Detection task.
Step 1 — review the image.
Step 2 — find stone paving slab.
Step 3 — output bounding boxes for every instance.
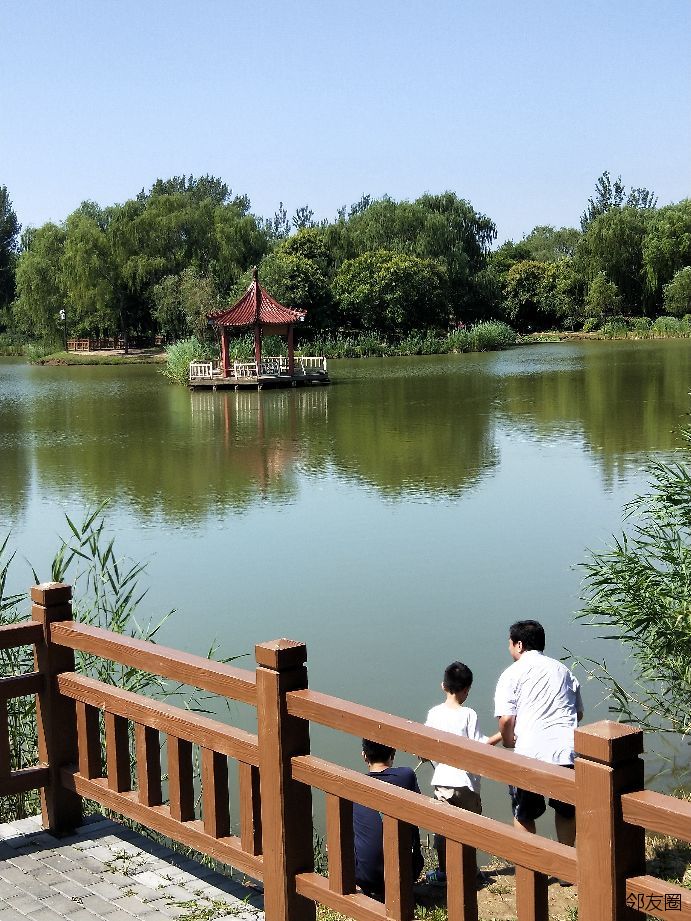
[0,814,264,920]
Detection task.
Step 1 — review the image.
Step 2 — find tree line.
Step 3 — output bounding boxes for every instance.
[1,172,690,348]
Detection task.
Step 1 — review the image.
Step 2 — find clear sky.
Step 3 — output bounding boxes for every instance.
[3,0,690,243]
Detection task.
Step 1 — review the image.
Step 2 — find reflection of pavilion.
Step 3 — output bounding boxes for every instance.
[190,269,329,390]
[190,388,330,493]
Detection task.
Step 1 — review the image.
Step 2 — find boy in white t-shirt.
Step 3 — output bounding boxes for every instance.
[424,662,501,885]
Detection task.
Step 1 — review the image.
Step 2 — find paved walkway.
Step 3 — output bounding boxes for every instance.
[0,814,264,921]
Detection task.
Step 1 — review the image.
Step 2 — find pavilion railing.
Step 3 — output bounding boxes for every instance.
[2,582,690,921]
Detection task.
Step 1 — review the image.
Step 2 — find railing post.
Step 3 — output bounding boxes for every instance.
[256,639,315,921]
[575,720,646,921]
[31,582,82,834]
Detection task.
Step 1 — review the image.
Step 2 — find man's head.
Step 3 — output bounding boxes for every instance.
[509,620,545,660]
[442,661,473,701]
[362,739,395,766]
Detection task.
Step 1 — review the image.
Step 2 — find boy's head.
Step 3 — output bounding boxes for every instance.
[361,739,395,766]
[509,620,545,659]
[442,661,473,696]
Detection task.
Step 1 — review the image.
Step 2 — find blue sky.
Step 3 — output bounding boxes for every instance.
[3,0,690,243]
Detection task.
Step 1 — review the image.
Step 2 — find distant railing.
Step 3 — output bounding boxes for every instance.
[2,582,689,921]
[234,360,259,378]
[67,338,126,352]
[189,361,219,381]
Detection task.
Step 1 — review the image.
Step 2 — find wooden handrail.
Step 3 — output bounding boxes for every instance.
[292,754,578,883]
[0,621,43,649]
[0,672,44,700]
[58,672,259,765]
[0,765,50,796]
[625,875,691,918]
[287,688,576,802]
[60,767,264,881]
[50,622,256,704]
[622,789,691,844]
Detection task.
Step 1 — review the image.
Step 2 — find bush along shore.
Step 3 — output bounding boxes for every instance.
[162,322,518,385]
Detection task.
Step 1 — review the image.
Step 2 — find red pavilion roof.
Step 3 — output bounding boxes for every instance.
[208,269,306,327]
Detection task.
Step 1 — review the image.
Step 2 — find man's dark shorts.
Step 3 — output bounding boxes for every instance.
[509,765,575,822]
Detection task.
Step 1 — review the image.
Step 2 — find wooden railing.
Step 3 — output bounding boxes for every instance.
[1,582,689,921]
[189,361,219,381]
[67,337,126,352]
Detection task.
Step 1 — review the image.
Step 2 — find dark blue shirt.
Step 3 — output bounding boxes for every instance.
[353,766,424,896]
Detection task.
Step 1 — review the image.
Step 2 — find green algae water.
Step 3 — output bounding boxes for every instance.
[2,339,690,820]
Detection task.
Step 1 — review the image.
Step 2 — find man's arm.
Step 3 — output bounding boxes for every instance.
[498,715,516,748]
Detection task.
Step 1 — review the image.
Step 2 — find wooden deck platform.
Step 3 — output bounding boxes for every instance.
[188,358,330,390]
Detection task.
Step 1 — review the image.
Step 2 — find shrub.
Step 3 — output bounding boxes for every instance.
[651,316,681,337]
[662,266,691,317]
[162,336,217,385]
[582,317,600,333]
[599,318,630,339]
[469,321,516,351]
[629,316,652,335]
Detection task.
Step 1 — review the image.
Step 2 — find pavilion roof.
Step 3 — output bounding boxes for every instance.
[208,269,306,327]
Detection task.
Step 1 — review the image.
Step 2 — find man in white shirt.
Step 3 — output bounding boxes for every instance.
[494,620,583,846]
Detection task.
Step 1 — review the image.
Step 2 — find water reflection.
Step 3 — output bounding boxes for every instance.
[1,341,691,526]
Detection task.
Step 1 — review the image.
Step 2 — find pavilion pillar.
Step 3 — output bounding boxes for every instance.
[254,324,262,373]
[287,326,295,377]
[221,328,230,378]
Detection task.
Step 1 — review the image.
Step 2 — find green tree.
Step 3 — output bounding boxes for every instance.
[580,170,657,231]
[152,268,220,341]
[577,206,652,313]
[642,200,691,303]
[662,267,691,317]
[13,223,67,341]
[502,260,570,330]
[522,225,581,262]
[577,431,691,735]
[332,250,449,337]
[0,186,21,313]
[584,272,623,319]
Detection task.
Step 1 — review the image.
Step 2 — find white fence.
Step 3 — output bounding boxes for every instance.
[189,356,328,382]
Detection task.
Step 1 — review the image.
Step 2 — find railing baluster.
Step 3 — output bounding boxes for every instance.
[0,699,10,786]
[136,723,162,806]
[326,793,355,895]
[202,748,230,838]
[105,711,131,792]
[383,814,414,921]
[76,700,101,779]
[168,735,194,821]
[515,865,548,921]
[446,839,478,921]
[239,761,262,856]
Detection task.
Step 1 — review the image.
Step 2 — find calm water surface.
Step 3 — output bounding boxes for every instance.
[2,340,690,815]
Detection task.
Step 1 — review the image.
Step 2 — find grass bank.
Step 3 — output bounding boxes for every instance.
[521,314,691,343]
[31,348,166,365]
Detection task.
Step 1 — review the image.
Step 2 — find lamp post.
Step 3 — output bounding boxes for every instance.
[59,309,67,351]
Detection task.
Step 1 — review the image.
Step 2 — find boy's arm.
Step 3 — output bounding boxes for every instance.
[486,731,502,746]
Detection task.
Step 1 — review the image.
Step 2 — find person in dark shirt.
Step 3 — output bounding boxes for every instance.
[352,739,424,901]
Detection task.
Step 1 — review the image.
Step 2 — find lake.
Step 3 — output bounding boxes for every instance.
[1,339,690,820]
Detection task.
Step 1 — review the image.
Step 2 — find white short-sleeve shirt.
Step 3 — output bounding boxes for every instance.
[494,651,583,765]
[424,704,488,792]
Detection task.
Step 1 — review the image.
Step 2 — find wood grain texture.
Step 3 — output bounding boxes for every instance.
[60,766,263,881]
[383,814,414,921]
[626,876,691,921]
[32,590,82,832]
[168,736,195,822]
[0,765,49,795]
[445,839,478,921]
[51,621,256,704]
[0,672,43,699]
[58,672,259,764]
[287,690,575,803]
[622,790,691,844]
[202,748,230,839]
[576,755,645,921]
[292,755,577,882]
[296,872,386,921]
[76,701,101,779]
[105,712,131,792]
[135,723,162,806]
[326,794,355,895]
[239,761,262,856]
[0,699,10,782]
[0,621,43,650]
[515,866,548,921]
